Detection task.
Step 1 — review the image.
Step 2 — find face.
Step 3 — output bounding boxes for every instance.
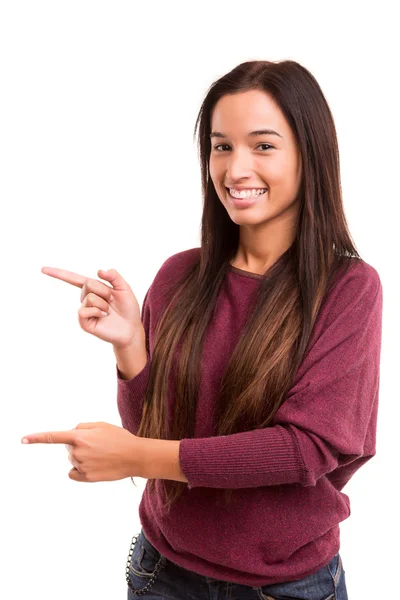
[209,90,302,230]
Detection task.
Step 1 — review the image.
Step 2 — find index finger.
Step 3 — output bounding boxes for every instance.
[41,267,88,289]
[21,430,77,444]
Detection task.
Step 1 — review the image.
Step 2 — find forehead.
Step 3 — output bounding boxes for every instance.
[211,89,289,136]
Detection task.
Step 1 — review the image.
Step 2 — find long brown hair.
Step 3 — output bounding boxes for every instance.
[136,60,361,512]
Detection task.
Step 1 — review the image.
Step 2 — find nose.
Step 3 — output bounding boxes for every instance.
[225,149,254,182]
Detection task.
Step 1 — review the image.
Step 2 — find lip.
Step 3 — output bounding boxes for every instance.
[225,185,267,191]
[225,187,267,208]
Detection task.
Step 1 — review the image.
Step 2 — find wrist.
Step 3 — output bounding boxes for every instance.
[137,437,188,483]
[113,333,147,381]
[113,329,145,353]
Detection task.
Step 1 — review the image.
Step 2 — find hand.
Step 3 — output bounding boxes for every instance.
[21,422,144,482]
[41,267,144,348]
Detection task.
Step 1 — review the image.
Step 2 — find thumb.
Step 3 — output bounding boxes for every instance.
[74,422,105,429]
[98,269,131,292]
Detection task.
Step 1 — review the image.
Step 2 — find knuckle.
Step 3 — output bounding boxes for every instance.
[81,278,94,294]
[78,310,87,323]
[74,431,83,445]
[73,453,82,465]
[80,282,88,302]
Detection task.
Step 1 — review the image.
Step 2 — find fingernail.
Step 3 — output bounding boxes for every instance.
[101,311,108,317]
[21,438,30,444]
[110,295,114,302]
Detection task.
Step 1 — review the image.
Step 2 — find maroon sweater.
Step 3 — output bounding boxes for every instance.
[116,248,383,586]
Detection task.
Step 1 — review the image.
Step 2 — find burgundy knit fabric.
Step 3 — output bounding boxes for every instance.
[116,248,383,586]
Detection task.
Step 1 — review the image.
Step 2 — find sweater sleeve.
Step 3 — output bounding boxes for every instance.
[116,289,151,435]
[179,264,383,490]
[115,248,201,435]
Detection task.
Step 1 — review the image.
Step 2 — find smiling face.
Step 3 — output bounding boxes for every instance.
[209,90,302,234]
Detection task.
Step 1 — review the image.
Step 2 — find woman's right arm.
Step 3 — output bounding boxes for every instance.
[40,265,152,431]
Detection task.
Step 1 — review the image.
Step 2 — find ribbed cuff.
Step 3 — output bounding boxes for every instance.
[116,351,150,394]
[116,352,151,431]
[179,425,306,490]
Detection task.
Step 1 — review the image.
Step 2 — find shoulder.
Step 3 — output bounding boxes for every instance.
[298,257,383,362]
[154,247,200,281]
[329,257,382,305]
[315,257,382,337]
[159,247,201,273]
[147,248,200,298]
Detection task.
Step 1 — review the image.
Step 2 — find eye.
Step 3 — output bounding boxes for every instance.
[256,143,274,151]
[214,144,231,151]
[213,143,274,151]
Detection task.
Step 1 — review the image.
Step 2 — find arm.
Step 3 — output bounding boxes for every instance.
[116,289,151,435]
[178,264,383,490]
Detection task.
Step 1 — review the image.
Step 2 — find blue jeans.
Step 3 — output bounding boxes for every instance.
[126,528,348,599]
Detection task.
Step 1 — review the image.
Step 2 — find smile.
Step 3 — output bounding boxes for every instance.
[227,187,268,199]
[225,187,268,208]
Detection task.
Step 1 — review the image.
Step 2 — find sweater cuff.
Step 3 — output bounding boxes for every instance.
[116,352,151,430]
[116,351,151,396]
[179,425,307,490]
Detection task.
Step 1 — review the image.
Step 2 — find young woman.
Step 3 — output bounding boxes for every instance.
[23,60,383,599]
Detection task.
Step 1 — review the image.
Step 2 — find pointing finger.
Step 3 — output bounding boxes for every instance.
[21,430,77,445]
[41,267,88,289]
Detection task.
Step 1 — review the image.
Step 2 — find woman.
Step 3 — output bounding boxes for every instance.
[23,60,383,599]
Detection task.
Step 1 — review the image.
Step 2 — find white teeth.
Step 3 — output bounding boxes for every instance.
[228,187,268,199]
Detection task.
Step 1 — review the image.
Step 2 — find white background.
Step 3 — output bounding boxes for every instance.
[1,1,398,598]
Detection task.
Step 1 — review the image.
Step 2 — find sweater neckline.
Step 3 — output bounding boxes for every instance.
[228,263,265,280]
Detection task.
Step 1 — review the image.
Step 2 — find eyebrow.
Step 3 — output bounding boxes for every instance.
[210,128,283,139]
